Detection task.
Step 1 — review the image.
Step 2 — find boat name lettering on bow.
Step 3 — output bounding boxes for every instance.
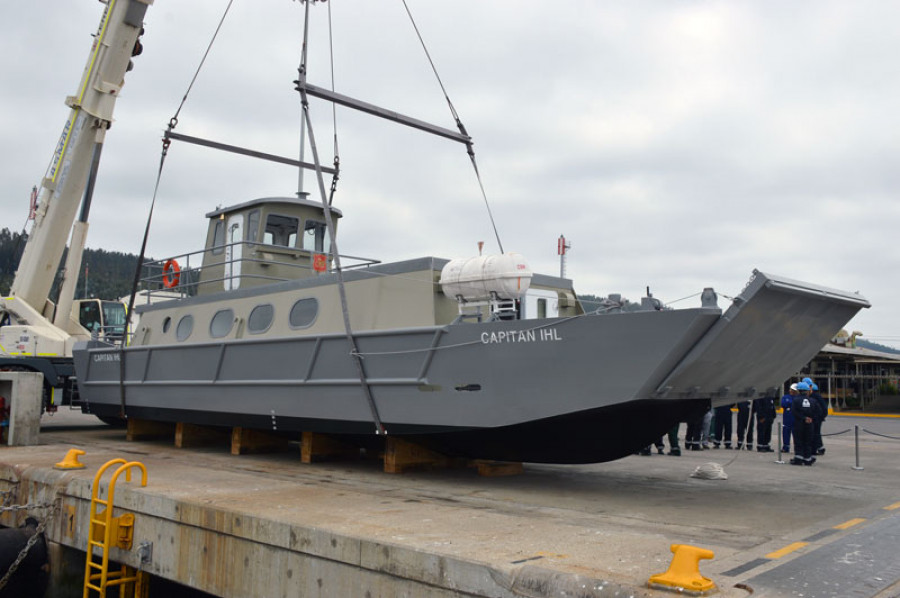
[92,353,120,362]
[481,328,562,344]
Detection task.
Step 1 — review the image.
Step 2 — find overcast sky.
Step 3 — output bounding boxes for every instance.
[1,1,898,347]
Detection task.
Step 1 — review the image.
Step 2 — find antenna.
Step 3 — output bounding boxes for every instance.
[557,234,572,278]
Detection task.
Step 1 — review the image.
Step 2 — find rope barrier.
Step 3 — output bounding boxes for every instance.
[821,428,852,437]
[862,428,900,441]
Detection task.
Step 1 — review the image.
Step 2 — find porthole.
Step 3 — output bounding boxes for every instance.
[248,304,274,334]
[210,309,235,338]
[175,315,194,342]
[162,316,172,333]
[289,298,319,329]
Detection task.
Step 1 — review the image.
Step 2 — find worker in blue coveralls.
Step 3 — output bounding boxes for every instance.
[712,403,733,449]
[753,393,777,452]
[685,408,708,451]
[790,381,822,465]
[736,400,754,450]
[781,383,798,452]
[804,378,828,455]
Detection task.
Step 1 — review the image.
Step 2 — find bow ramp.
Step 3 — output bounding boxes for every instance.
[655,270,870,404]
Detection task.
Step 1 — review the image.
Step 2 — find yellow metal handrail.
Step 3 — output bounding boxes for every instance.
[83,459,149,598]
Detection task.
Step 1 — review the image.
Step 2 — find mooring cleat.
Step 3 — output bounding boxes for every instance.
[54,448,86,470]
[648,543,716,595]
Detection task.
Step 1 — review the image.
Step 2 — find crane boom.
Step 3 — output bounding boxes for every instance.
[11,0,151,311]
[1,0,152,413]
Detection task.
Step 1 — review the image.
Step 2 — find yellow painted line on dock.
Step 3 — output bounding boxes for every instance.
[884,502,900,511]
[765,542,808,559]
[832,412,900,419]
[833,518,866,530]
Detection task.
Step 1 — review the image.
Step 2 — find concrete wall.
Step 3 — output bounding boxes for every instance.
[0,371,42,446]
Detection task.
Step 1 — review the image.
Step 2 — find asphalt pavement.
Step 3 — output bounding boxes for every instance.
[27,408,900,597]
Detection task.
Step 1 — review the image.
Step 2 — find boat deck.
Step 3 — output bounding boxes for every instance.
[3,410,899,597]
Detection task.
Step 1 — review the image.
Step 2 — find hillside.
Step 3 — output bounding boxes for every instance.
[855,338,900,355]
[0,227,146,301]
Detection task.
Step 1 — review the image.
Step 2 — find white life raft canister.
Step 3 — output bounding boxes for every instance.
[439,253,533,301]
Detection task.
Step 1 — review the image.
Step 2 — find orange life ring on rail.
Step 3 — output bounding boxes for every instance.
[162,259,181,288]
[312,253,328,273]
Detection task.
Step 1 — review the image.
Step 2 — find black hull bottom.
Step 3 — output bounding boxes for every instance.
[409,399,711,463]
[90,398,711,464]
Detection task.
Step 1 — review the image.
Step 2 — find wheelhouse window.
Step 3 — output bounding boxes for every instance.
[176,315,194,341]
[210,309,235,338]
[248,304,274,334]
[211,220,226,255]
[302,220,331,254]
[289,298,319,329]
[247,209,260,243]
[263,214,300,248]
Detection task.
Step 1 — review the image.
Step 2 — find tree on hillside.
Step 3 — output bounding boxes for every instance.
[0,227,149,300]
[0,228,28,295]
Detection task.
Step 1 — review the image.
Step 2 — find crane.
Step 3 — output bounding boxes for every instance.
[0,0,152,411]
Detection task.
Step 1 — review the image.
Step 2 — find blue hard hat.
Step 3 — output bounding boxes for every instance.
[796,381,810,391]
[812,383,819,391]
[802,377,813,385]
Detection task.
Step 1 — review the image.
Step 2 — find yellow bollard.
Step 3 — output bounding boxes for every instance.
[648,543,716,595]
[54,448,87,470]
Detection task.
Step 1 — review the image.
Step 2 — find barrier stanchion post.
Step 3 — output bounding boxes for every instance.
[775,421,785,464]
[852,424,864,471]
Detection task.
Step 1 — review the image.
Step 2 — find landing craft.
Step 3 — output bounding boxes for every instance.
[73,2,869,463]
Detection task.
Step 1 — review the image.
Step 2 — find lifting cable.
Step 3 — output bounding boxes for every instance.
[298,0,385,434]
[326,0,341,205]
[118,0,236,415]
[400,0,504,254]
[298,0,341,204]
[169,0,236,132]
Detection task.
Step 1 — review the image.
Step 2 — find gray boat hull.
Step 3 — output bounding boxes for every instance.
[74,270,869,463]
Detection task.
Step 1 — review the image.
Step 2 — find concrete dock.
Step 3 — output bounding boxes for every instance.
[2,409,899,597]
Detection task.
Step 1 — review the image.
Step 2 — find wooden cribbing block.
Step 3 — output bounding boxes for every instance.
[383,437,462,474]
[175,422,230,448]
[300,431,359,463]
[126,418,175,442]
[473,460,524,477]
[231,427,291,455]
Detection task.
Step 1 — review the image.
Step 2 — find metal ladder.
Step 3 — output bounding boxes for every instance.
[83,458,149,598]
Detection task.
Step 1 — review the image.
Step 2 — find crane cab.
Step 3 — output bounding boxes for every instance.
[74,299,127,342]
[196,196,341,295]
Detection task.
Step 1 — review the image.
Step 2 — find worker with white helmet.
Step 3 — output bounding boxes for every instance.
[781,383,799,453]
[790,381,822,465]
